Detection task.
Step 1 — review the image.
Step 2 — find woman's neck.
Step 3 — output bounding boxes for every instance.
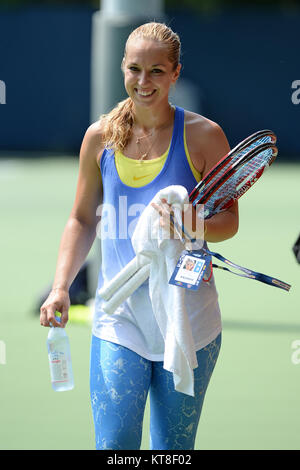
[132,102,174,133]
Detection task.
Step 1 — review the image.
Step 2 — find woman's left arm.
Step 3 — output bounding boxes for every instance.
[185,115,239,243]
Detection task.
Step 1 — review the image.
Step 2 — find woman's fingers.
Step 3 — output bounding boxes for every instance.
[151,201,163,216]
[40,305,60,327]
[151,199,173,223]
[40,291,70,327]
[151,200,180,239]
[60,306,69,328]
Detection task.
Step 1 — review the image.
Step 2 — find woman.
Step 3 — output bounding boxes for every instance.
[40,22,238,450]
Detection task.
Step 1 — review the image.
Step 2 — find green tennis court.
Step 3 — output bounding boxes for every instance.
[0,156,299,450]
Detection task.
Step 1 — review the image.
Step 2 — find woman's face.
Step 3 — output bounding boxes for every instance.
[185,260,195,271]
[123,38,180,109]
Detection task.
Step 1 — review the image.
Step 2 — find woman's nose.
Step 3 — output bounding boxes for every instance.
[138,71,150,86]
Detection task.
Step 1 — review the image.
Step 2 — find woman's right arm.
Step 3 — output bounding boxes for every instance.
[40,122,104,328]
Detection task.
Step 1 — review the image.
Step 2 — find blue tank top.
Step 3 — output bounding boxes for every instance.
[93,106,222,360]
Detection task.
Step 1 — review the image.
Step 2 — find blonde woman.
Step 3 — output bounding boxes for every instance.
[40,22,238,450]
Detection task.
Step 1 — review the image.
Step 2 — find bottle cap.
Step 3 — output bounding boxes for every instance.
[50,315,61,327]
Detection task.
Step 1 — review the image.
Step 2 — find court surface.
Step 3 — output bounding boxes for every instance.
[0,156,299,450]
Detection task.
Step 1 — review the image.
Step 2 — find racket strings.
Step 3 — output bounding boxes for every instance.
[203,147,275,217]
[219,148,273,194]
[192,135,274,205]
[235,147,274,189]
[210,146,274,200]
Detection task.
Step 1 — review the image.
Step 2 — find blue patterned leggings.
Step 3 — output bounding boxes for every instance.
[90,333,221,450]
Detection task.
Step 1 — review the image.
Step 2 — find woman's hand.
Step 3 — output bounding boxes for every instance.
[40,288,70,328]
[151,198,204,242]
[151,198,178,239]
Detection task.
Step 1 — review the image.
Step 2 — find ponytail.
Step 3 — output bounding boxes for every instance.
[100,97,134,152]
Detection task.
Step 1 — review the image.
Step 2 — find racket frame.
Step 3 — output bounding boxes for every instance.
[197,142,278,207]
[189,129,277,204]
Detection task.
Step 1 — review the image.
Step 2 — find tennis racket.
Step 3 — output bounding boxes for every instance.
[189,130,277,219]
[179,129,290,291]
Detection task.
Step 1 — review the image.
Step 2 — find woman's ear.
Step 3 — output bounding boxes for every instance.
[172,63,182,84]
[121,57,125,74]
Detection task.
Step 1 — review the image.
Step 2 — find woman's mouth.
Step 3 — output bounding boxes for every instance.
[135,89,156,97]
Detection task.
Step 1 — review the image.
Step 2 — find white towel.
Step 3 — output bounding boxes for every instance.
[99,256,148,302]
[101,263,151,315]
[131,185,198,396]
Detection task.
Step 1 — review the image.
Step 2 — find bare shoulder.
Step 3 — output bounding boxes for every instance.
[84,120,104,138]
[184,110,230,177]
[80,120,106,167]
[184,110,226,141]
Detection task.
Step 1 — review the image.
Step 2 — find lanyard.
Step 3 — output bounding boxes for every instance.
[170,214,291,292]
[198,247,291,292]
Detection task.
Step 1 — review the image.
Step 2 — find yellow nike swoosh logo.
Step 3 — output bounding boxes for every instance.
[133,174,151,181]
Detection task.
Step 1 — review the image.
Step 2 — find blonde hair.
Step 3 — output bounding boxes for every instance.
[100,22,181,152]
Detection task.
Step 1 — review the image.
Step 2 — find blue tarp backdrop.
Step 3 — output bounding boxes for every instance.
[0,6,299,158]
[0,6,92,152]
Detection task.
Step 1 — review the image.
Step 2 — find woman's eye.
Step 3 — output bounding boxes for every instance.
[127,66,164,74]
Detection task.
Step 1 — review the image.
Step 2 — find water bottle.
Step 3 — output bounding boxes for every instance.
[47,316,74,391]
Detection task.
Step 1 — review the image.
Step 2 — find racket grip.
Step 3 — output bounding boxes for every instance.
[102,263,151,314]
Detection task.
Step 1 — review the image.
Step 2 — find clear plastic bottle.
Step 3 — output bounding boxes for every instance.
[47,317,74,391]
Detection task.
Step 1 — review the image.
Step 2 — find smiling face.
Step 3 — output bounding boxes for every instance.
[184,259,195,271]
[123,38,181,110]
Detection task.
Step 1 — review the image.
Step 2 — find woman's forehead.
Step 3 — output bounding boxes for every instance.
[125,38,170,64]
